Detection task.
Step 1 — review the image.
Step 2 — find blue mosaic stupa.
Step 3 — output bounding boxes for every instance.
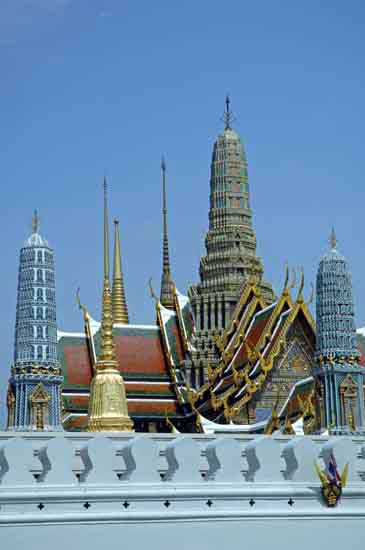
[7,211,63,431]
[315,229,365,434]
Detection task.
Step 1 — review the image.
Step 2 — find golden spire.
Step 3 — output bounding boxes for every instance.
[98,176,114,365]
[160,157,175,309]
[87,178,133,432]
[112,219,129,324]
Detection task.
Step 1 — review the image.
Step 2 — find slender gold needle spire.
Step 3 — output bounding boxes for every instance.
[98,176,114,364]
[87,178,133,432]
[103,177,110,281]
[112,219,129,324]
[160,157,175,309]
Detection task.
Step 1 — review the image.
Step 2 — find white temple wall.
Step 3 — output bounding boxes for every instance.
[0,433,365,550]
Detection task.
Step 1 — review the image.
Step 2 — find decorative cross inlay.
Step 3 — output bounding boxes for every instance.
[38,503,45,510]
[206,500,213,507]
[288,498,294,506]
[164,500,171,508]
[123,501,130,509]
[84,502,91,509]
[249,499,255,506]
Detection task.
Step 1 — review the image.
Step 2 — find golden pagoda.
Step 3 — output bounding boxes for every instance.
[87,178,134,432]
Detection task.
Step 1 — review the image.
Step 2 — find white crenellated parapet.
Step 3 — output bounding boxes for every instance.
[0,437,35,486]
[79,435,116,484]
[1,432,365,550]
[164,436,202,482]
[1,432,365,490]
[1,432,365,487]
[245,436,282,482]
[205,437,242,482]
[282,436,317,482]
[38,437,76,485]
[120,435,160,483]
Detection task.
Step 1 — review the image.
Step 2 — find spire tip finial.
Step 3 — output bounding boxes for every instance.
[32,210,39,234]
[226,94,230,111]
[223,94,233,129]
[330,227,337,250]
[103,176,110,281]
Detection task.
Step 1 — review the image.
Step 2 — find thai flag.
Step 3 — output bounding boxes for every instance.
[326,452,341,483]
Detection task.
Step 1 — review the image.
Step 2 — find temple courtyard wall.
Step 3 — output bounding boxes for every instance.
[0,432,365,549]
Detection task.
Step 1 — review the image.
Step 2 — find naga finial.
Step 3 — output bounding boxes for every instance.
[148,277,159,304]
[297,268,305,303]
[289,268,297,291]
[283,262,289,292]
[76,288,90,322]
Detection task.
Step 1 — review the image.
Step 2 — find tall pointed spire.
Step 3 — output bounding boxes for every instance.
[87,178,133,432]
[188,98,275,388]
[8,211,63,431]
[98,177,114,364]
[103,177,110,284]
[112,219,129,324]
[160,157,175,309]
[315,231,364,434]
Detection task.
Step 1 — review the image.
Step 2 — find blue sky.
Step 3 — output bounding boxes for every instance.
[1,1,365,426]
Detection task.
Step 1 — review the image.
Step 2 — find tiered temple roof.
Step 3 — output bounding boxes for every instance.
[188,263,365,435]
[59,285,196,432]
[189,271,318,431]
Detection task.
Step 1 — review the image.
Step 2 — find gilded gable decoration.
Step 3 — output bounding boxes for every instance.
[29,383,50,431]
